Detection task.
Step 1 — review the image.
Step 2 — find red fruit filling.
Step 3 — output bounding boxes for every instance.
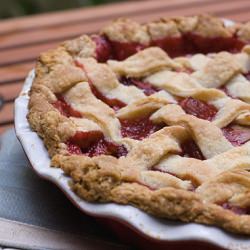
[180,97,217,121]
[120,77,159,96]
[243,72,250,81]
[151,36,184,57]
[53,95,82,118]
[183,33,245,55]
[89,84,126,111]
[109,40,147,61]
[67,131,127,158]
[105,33,246,61]
[67,143,82,155]
[222,203,249,215]
[222,125,250,146]
[120,115,165,140]
[151,34,246,58]
[92,35,112,62]
[181,139,205,160]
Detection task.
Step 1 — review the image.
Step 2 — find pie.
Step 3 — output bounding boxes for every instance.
[28,14,250,235]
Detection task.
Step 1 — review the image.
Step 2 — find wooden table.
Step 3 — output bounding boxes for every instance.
[1,0,250,134]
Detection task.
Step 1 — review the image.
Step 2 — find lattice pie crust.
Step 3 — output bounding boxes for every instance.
[28,15,250,235]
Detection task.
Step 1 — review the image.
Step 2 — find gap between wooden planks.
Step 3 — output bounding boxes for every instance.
[0,81,23,102]
[0,62,34,84]
[0,124,13,134]
[0,102,14,124]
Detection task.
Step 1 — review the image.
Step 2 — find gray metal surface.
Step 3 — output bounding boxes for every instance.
[0,129,131,250]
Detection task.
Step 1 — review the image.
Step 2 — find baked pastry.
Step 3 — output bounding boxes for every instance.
[28,14,250,235]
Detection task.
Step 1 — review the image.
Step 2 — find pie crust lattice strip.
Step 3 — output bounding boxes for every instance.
[28,14,250,235]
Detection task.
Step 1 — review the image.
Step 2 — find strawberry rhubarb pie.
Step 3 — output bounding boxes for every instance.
[28,15,250,235]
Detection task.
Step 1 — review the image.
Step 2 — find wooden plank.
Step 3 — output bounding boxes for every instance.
[0,41,59,66]
[0,19,108,51]
[0,0,249,51]
[0,124,13,134]
[1,1,250,67]
[128,0,250,24]
[0,0,224,35]
[0,81,23,101]
[0,62,33,84]
[225,11,250,22]
[0,102,14,124]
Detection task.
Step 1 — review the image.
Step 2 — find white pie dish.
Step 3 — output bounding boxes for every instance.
[14,70,250,250]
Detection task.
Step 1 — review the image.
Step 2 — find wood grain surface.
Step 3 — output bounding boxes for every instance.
[1,0,250,133]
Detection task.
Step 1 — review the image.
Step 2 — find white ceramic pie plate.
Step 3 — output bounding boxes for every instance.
[14,70,250,250]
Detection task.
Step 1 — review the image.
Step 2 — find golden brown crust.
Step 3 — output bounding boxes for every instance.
[102,14,234,43]
[108,47,182,77]
[63,35,96,58]
[147,19,181,40]
[51,154,250,235]
[27,14,250,235]
[237,22,250,42]
[28,92,77,156]
[193,14,232,37]
[102,18,150,44]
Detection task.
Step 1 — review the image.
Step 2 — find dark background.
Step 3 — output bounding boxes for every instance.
[0,0,123,19]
